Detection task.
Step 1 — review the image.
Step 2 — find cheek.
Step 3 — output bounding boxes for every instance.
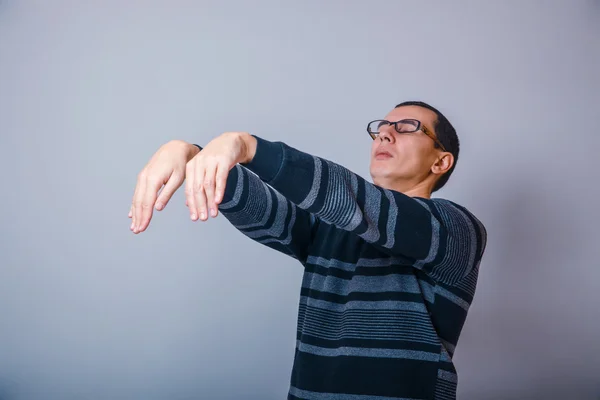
[394,141,432,169]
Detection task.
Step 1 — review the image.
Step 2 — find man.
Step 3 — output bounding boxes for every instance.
[128,101,487,399]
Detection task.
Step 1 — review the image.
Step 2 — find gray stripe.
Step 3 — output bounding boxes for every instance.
[420,281,470,311]
[299,296,429,313]
[355,257,410,267]
[298,310,435,332]
[296,340,440,361]
[418,279,436,304]
[299,326,441,345]
[412,199,440,269]
[219,164,244,209]
[298,309,440,341]
[346,174,364,231]
[302,272,422,295]
[298,310,439,341]
[384,190,398,249]
[298,156,321,209]
[289,386,421,400]
[437,369,458,383]
[436,286,470,311]
[298,316,435,333]
[346,174,361,231]
[298,303,432,318]
[359,181,382,242]
[305,255,416,272]
[440,339,456,355]
[434,380,457,400]
[306,256,358,272]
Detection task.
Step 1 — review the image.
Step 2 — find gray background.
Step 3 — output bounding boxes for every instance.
[1,1,599,399]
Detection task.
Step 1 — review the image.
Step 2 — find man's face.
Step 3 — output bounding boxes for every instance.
[369,105,442,186]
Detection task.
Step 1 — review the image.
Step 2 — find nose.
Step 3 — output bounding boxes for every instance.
[378,125,395,143]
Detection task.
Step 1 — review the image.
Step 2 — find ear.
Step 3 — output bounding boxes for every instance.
[431,152,454,175]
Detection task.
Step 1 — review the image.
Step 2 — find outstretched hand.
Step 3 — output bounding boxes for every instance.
[128,140,198,234]
[128,132,256,234]
[184,132,255,222]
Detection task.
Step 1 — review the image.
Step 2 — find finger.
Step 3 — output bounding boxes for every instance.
[185,162,198,221]
[129,200,135,231]
[155,170,183,211]
[137,177,162,233]
[194,162,208,221]
[130,181,138,230]
[133,174,146,233]
[214,163,228,213]
[129,203,134,232]
[203,163,217,218]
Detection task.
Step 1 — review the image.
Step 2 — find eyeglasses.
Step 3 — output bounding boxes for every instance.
[367,119,447,152]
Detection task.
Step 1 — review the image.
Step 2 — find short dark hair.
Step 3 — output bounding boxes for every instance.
[395,101,459,192]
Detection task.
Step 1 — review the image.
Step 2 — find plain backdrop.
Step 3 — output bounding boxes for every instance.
[1,1,599,399]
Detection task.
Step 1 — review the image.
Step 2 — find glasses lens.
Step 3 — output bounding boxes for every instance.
[368,120,388,134]
[395,119,419,133]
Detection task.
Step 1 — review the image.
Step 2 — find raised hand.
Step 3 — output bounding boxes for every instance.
[184,131,256,222]
[129,140,200,234]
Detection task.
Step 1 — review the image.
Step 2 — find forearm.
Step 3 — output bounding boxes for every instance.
[218,161,316,262]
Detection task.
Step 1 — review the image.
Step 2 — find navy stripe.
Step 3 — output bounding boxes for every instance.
[297,332,441,353]
[290,351,438,399]
[296,340,441,362]
[289,386,421,400]
[300,287,425,305]
[303,263,420,280]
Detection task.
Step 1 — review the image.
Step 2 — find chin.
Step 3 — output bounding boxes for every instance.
[370,166,392,182]
[371,160,390,172]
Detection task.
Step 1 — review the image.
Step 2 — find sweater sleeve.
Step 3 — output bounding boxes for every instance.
[215,162,318,264]
[241,135,487,284]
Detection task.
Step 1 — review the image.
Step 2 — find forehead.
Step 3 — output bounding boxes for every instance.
[384,105,437,126]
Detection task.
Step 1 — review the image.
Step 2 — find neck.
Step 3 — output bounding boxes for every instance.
[372,177,433,199]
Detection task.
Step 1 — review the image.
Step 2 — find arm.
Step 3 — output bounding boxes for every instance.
[239,135,487,284]
[217,154,318,264]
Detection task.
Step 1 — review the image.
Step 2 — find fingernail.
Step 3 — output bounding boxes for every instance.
[210,208,216,217]
[156,202,163,210]
[191,213,197,220]
[130,222,134,230]
[200,212,205,220]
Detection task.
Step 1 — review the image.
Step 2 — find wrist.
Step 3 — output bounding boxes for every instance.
[241,132,257,164]
[187,142,201,160]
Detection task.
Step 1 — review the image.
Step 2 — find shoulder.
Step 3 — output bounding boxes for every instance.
[428,197,488,258]
[427,198,485,226]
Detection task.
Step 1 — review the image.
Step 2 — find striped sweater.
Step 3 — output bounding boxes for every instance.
[212,135,487,400]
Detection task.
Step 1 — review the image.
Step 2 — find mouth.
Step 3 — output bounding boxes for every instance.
[375,150,393,160]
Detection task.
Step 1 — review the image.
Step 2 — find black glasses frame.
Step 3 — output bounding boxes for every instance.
[367,119,447,152]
